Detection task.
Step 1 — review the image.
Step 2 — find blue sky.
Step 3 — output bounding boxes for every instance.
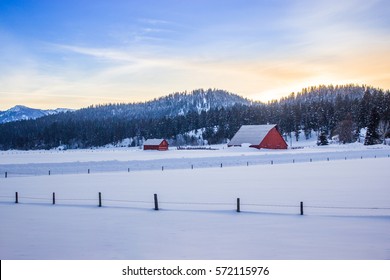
[1,0,390,109]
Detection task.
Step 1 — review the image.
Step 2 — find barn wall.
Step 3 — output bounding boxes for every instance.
[144,145,159,150]
[158,140,169,151]
[258,127,288,149]
[144,140,169,151]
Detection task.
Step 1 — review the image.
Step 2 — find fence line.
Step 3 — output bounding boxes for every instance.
[304,205,390,210]
[241,203,298,208]
[55,198,96,201]
[1,192,389,216]
[103,199,151,204]
[2,153,390,178]
[160,201,235,206]
[18,196,48,200]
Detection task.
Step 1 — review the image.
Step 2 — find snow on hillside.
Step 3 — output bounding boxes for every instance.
[0,105,73,123]
[0,141,390,260]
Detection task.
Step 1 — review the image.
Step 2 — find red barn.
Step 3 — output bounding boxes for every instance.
[228,125,288,149]
[143,139,169,151]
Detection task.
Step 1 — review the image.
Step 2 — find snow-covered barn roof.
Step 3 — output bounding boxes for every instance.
[143,139,166,145]
[228,125,277,146]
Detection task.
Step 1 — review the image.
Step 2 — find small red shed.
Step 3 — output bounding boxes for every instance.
[228,125,288,149]
[143,139,169,151]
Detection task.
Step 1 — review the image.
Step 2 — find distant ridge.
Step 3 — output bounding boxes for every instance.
[0,105,73,124]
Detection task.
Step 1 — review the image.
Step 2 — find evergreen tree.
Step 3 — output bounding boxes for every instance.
[357,89,371,129]
[333,114,356,144]
[317,131,329,146]
[364,108,381,145]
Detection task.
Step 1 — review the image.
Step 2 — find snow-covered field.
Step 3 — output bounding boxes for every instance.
[1,140,390,176]
[1,142,390,259]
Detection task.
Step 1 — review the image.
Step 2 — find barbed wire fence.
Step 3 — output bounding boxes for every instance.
[1,192,389,216]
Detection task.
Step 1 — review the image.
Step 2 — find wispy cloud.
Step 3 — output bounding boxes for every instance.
[1,0,390,110]
[52,44,140,63]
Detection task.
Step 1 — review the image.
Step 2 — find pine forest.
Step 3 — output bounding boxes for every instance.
[0,85,389,150]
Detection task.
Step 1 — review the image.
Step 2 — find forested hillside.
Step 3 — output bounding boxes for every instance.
[0,85,389,150]
[69,88,251,120]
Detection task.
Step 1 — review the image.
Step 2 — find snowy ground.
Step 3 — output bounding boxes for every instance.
[0,142,390,259]
[1,141,390,176]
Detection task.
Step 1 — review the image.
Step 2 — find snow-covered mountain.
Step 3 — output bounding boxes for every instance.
[0,105,72,123]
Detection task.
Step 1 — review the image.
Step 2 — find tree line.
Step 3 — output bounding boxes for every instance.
[0,84,389,150]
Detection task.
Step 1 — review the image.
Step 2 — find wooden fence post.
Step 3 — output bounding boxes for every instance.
[220,163,223,168]
[88,169,90,174]
[247,161,249,166]
[52,192,55,205]
[5,171,7,178]
[310,158,312,162]
[98,192,102,207]
[191,164,193,170]
[128,168,130,172]
[271,160,273,165]
[237,198,240,213]
[300,201,304,215]
[49,170,51,176]
[162,166,164,171]
[15,192,18,204]
[154,194,159,210]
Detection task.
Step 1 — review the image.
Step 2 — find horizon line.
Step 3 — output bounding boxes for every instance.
[1,83,388,111]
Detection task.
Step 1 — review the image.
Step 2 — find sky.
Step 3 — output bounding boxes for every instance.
[0,0,390,110]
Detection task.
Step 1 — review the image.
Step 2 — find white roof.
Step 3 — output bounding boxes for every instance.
[144,139,165,145]
[228,125,277,146]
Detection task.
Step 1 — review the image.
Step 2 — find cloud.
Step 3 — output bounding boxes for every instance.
[1,0,390,110]
[52,44,139,63]
[2,35,389,110]
[138,18,172,25]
